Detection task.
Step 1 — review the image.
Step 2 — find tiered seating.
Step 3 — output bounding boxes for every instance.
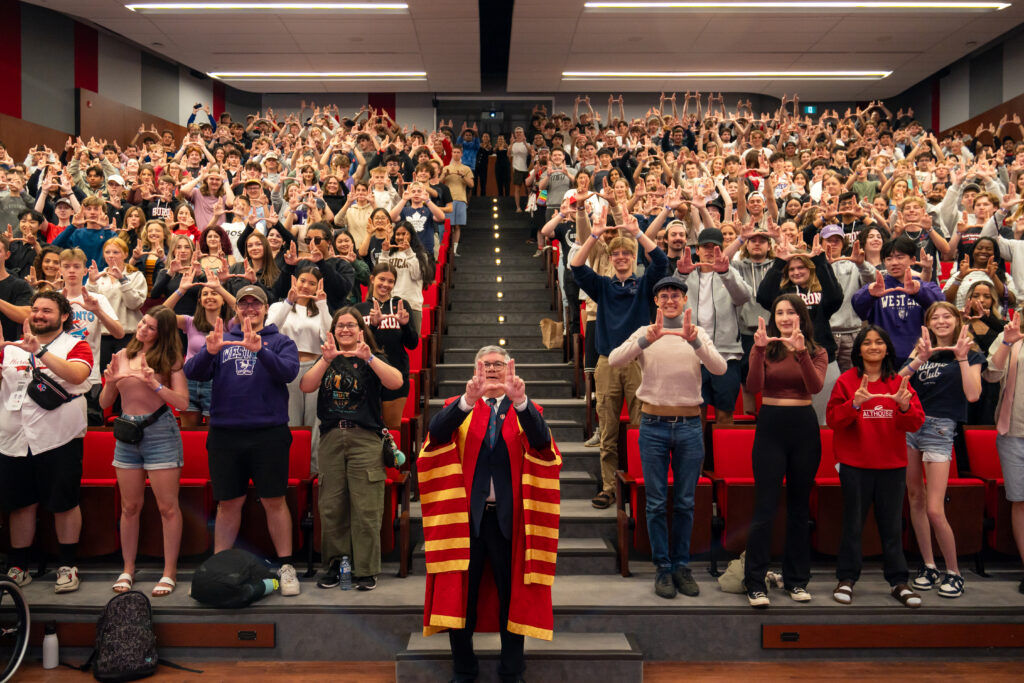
[810,429,882,556]
[964,427,1017,557]
[615,428,712,576]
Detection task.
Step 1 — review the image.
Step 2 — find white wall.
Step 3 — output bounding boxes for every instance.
[178,67,213,126]
[940,61,970,131]
[395,93,435,133]
[1004,39,1024,102]
[98,33,141,110]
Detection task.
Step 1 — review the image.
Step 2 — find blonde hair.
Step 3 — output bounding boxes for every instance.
[102,237,137,272]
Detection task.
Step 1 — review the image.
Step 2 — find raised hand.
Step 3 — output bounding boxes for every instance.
[205,318,227,354]
[396,299,410,325]
[321,337,340,363]
[503,359,526,404]
[958,254,973,278]
[853,374,873,408]
[900,267,920,296]
[913,325,933,362]
[340,330,372,360]
[464,359,490,405]
[369,298,383,326]
[868,270,887,298]
[1,319,40,355]
[315,278,326,302]
[645,309,668,344]
[1004,309,1024,345]
[283,242,299,266]
[953,323,973,361]
[225,316,262,353]
[243,260,258,283]
[893,375,913,412]
[80,289,101,313]
[679,308,698,342]
[677,246,696,275]
[88,260,101,282]
[711,245,730,273]
[753,316,771,348]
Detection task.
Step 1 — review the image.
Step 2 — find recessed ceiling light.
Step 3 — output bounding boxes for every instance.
[563,70,892,80]
[209,71,426,81]
[127,2,408,11]
[584,2,1009,9]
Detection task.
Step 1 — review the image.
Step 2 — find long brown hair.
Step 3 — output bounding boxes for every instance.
[766,293,819,362]
[780,254,822,293]
[329,307,381,355]
[125,305,181,378]
[244,231,280,288]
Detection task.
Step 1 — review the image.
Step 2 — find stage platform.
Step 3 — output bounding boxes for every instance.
[13,560,1024,681]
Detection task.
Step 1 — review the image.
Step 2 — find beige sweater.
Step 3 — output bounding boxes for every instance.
[608,323,727,407]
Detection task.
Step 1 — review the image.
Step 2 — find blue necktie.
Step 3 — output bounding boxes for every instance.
[486,398,499,448]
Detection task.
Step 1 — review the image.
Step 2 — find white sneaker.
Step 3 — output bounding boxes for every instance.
[6,566,31,587]
[278,564,300,596]
[55,566,79,593]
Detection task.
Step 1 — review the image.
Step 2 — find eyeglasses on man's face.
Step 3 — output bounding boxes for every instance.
[481,361,507,370]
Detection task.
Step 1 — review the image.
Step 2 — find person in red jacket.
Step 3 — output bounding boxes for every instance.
[826,324,926,609]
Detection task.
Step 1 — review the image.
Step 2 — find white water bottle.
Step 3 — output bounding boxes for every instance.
[42,621,59,669]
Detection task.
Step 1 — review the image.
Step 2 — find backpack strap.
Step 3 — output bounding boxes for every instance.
[158,658,204,674]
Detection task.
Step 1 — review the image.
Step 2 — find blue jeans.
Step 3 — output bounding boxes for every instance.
[637,414,705,570]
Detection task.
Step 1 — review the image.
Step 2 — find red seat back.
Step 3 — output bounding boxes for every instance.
[815,428,836,479]
[965,428,1002,479]
[710,429,755,477]
[288,429,312,479]
[180,430,212,479]
[408,339,423,374]
[626,429,642,477]
[83,431,117,479]
[422,284,438,308]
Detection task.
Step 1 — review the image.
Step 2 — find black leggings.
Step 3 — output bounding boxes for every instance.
[744,404,820,590]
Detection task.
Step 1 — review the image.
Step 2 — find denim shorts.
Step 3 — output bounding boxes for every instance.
[113,409,184,470]
[997,434,1024,501]
[905,415,956,462]
[187,378,212,416]
[445,200,467,226]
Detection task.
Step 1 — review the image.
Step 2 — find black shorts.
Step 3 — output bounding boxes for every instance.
[207,425,292,501]
[381,378,410,403]
[0,439,83,513]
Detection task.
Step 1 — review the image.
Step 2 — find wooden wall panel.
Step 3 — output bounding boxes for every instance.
[940,91,1024,139]
[78,88,187,148]
[0,112,71,162]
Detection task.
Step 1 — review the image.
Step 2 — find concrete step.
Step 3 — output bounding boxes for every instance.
[442,301,559,314]
[434,362,573,384]
[560,469,599,499]
[442,348,565,363]
[409,498,615,540]
[455,271,549,284]
[436,379,573,400]
[444,310,555,327]
[449,288,553,304]
[411,535,615,576]
[446,323,548,338]
[442,333,548,349]
[396,632,642,683]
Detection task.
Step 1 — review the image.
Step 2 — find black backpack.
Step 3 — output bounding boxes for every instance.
[189,548,278,609]
[90,591,157,682]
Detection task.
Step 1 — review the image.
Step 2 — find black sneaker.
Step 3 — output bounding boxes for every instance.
[747,588,770,608]
[317,559,341,589]
[355,575,377,591]
[937,573,964,598]
[912,565,941,591]
[654,570,676,599]
[672,566,700,597]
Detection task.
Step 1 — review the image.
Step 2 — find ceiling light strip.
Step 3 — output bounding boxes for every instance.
[562,70,891,79]
[209,71,427,79]
[127,3,409,11]
[584,2,1010,9]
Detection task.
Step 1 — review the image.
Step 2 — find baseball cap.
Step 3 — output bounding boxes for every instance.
[107,174,125,186]
[697,228,724,247]
[264,151,280,160]
[963,182,982,193]
[235,285,268,305]
[54,197,72,207]
[244,178,263,186]
[653,276,688,295]
[820,224,845,240]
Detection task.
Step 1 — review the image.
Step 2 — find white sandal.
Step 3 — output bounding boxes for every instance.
[112,573,134,593]
[152,576,176,597]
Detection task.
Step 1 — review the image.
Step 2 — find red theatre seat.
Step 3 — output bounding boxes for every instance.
[903,444,985,558]
[706,426,786,555]
[964,427,1016,556]
[615,428,712,576]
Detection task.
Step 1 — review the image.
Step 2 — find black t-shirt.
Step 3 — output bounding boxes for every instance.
[354,297,418,382]
[0,274,33,342]
[552,220,577,266]
[430,182,453,210]
[905,349,986,422]
[316,355,386,433]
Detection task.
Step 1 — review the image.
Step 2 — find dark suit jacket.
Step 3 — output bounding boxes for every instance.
[427,395,550,539]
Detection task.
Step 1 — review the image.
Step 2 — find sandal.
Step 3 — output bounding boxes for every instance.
[891,583,922,609]
[833,580,854,604]
[112,573,134,594]
[591,491,614,509]
[152,577,176,597]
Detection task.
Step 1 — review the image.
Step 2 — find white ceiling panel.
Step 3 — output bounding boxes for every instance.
[26,0,478,93]
[508,0,1024,100]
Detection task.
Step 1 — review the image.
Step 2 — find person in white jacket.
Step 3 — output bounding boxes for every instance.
[266,264,331,472]
[85,237,148,370]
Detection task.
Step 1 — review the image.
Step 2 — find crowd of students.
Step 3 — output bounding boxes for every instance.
[521,93,1024,608]
[3,94,1024,611]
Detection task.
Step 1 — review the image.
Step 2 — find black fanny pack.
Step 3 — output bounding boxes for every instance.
[26,337,80,410]
[113,405,169,444]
